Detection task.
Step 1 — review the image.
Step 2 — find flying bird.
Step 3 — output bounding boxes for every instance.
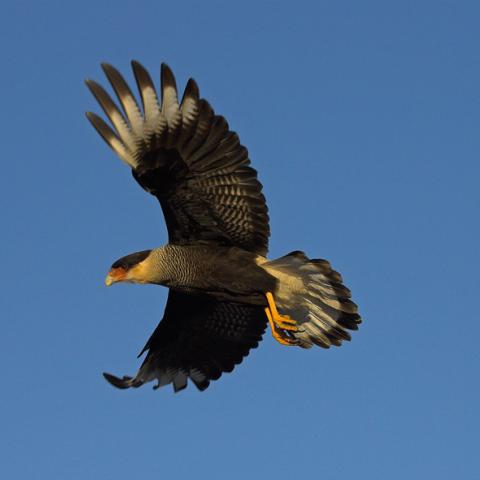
[85,61,361,392]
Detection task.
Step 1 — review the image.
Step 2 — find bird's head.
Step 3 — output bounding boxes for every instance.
[105,250,154,286]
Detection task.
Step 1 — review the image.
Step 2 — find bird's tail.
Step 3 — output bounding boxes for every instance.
[261,251,361,348]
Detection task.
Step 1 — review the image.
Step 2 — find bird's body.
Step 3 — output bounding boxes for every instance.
[114,244,276,304]
[86,61,362,392]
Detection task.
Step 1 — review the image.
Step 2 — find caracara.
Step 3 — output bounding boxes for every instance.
[85,61,361,392]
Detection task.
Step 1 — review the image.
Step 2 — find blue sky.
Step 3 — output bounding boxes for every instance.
[1,1,479,478]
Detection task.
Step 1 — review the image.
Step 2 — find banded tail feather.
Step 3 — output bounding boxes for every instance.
[261,251,361,348]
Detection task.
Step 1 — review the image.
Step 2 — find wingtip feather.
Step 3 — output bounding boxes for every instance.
[103,372,132,389]
[161,63,178,97]
[184,78,199,99]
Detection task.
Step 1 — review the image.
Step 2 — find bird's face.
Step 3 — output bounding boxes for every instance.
[105,250,153,286]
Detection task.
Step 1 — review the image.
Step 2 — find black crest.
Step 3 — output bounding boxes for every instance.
[111,250,152,270]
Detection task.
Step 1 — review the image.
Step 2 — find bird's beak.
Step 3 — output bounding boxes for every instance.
[105,267,127,286]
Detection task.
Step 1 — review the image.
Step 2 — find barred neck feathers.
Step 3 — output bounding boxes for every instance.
[148,245,200,287]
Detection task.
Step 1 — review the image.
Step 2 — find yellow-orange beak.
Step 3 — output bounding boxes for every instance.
[105,267,127,286]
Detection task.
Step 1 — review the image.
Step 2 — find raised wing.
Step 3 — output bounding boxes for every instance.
[86,61,269,255]
[103,291,267,392]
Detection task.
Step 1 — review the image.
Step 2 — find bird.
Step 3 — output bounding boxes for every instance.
[85,61,361,393]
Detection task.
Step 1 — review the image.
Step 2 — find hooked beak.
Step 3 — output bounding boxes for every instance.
[105,267,127,286]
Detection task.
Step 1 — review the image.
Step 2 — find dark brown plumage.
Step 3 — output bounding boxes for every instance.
[86,61,361,393]
[87,62,269,256]
[106,291,267,392]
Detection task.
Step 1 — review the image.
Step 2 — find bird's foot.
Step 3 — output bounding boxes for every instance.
[265,307,299,346]
[265,292,300,346]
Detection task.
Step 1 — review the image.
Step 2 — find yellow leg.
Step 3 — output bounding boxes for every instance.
[265,292,299,346]
[265,292,298,330]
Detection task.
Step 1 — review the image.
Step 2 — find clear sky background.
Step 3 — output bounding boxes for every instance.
[1,1,478,479]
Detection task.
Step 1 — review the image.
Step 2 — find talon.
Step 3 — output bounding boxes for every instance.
[264,292,300,346]
[275,318,299,331]
[265,308,299,346]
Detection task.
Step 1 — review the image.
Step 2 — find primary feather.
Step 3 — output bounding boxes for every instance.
[86,61,270,256]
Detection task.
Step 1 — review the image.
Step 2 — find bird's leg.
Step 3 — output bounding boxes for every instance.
[265,292,299,346]
[265,292,298,330]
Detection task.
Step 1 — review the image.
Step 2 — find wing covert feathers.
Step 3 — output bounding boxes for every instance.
[86,60,269,255]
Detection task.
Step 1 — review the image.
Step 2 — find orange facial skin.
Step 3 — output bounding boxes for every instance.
[105,267,127,286]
